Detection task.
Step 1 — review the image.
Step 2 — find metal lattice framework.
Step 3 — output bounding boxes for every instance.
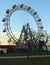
[2,4,48,44]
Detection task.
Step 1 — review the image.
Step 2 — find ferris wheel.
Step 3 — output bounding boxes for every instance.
[2,4,48,44]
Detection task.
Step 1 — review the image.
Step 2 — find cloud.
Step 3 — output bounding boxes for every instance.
[0,32,50,46]
[0,32,21,45]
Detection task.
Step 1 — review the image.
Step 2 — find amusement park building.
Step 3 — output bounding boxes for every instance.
[0,32,19,53]
[0,32,50,53]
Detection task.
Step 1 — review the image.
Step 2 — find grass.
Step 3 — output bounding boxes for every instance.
[0,52,50,65]
[0,57,50,65]
[0,51,50,56]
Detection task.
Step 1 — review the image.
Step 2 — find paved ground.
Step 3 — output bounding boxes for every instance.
[0,55,50,59]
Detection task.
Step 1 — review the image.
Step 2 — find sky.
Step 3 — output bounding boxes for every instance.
[0,0,50,34]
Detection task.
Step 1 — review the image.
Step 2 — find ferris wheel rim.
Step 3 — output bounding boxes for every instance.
[2,4,44,43]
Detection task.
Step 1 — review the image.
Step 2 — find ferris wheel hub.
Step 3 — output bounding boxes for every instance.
[2,4,48,45]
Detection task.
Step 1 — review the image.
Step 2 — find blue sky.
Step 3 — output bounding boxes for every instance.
[0,0,50,33]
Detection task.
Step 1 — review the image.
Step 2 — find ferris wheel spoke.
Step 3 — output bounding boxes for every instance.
[2,4,48,45]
